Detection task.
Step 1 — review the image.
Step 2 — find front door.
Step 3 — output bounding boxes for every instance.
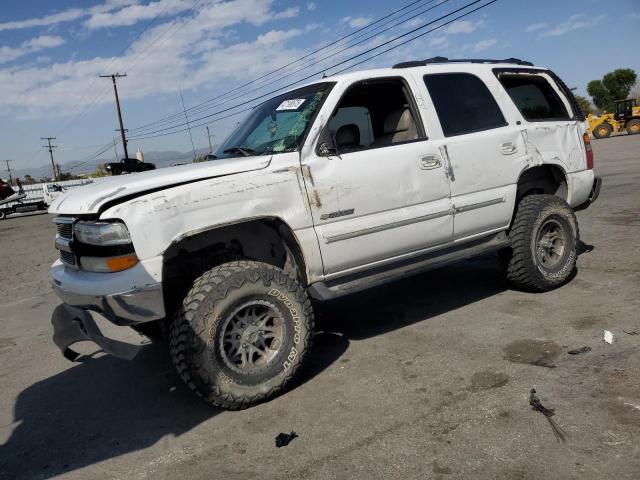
[300,77,453,277]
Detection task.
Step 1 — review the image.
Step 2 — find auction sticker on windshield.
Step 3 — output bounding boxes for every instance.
[276,99,306,111]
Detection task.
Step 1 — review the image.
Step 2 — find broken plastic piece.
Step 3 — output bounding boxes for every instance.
[604,330,614,344]
[275,431,298,448]
[568,346,592,355]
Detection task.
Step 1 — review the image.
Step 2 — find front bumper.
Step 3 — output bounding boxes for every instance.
[52,304,142,361]
[50,259,165,326]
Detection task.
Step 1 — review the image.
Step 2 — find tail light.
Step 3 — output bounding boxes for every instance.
[583,132,594,169]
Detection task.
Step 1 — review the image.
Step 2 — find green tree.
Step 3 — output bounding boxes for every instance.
[587,68,637,112]
[574,95,593,116]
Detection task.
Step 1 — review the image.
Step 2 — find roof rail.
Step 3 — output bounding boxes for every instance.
[393,57,534,68]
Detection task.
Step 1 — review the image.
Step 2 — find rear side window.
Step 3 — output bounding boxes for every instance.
[423,73,506,137]
[498,74,570,121]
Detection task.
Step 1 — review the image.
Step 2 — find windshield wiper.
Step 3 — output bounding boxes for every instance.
[223,146,256,157]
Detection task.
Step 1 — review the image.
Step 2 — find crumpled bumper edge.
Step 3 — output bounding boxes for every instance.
[52,304,142,362]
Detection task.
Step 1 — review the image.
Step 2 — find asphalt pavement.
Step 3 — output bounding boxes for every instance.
[0,135,638,479]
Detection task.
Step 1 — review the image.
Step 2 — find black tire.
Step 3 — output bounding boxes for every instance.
[0,210,6,220]
[626,119,640,135]
[169,260,314,409]
[593,122,612,139]
[503,194,578,292]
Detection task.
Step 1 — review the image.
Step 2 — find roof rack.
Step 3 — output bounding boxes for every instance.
[392,57,534,68]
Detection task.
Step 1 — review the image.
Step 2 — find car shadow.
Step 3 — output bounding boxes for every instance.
[0,248,590,478]
[0,333,347,480]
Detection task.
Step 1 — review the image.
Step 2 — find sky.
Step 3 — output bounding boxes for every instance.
[0,0,638,173]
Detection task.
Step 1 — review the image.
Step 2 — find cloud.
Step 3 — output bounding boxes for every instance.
[0,35,65,64]
[341,16,372,28]
[0,1,137,31]
[538,13,606,38]
[23,35,66,49]
[85,0,193,30]
[473,38,497,52]
[446,19,482,34]
[0,0,312,117]
[525,22,547,32]
[307,2,316,11]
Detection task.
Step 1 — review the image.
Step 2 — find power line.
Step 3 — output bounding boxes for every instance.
[129,0,453,137]
[129,0,496,140]
[127,0,435,133]
[180,87,197,161]
[130,0,450,136]
[51,3,184,139]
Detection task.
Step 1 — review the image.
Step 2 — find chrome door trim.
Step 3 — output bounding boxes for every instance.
[324,209,451,244]
[453,197,505,214]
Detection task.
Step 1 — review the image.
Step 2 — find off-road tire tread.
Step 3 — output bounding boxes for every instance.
[169,260,314,410]
[505,194,578,292]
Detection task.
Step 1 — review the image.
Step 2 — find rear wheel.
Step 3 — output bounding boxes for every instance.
[626,119,640,135]
[0,210,6,220]
[593,122,612,139]
[503,194,578,292]
[169,260,314,409]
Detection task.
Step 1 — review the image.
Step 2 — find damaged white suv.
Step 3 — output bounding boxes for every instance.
[50,58,601,409]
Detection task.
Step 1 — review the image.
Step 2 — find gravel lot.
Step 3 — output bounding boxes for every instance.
[0,136,638,479]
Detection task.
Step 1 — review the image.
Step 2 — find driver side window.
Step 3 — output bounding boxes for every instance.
[326,78,425,154]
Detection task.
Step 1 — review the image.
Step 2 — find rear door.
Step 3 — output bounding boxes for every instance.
[418,71,526,240]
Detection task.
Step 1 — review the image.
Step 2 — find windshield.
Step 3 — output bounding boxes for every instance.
[215,82,334,159]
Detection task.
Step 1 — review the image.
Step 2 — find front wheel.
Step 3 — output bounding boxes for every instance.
[169,260,314,409]
[593,122,612,139]
[502,194,578,292]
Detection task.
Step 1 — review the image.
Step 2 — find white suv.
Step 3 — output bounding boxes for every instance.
[49,57,601,409]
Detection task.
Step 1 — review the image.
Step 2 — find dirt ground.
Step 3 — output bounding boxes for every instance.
[0,136,638,479]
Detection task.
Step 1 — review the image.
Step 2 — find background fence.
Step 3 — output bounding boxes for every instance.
[2,178,104,208]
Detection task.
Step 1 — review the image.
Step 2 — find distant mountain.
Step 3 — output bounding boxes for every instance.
[9,148,213,181]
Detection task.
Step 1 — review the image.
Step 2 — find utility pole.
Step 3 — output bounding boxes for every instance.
[4,160,13,185]
[100,73,129,159]
[41,137,58,181]
[206,126,213,154]
[180,87,197,161]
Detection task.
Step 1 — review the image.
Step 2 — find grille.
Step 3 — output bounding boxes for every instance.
[59,250,76,265]
[56,222,73,239]
[55,217,76,266]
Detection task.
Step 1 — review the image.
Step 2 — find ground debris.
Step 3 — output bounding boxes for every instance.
[604,330,614,344]
[568,346,592,355]
[623,330,638,336]
[529,389,567,442]
[275,431,298,448]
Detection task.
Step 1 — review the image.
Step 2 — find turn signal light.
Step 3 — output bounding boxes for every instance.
[106,255,139,272]
[583,133,594,170]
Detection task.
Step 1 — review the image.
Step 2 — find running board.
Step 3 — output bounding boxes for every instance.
[307,233,510,301]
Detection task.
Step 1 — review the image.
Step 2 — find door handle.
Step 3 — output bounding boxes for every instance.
[500,142,517,155]
[419,155,442,170]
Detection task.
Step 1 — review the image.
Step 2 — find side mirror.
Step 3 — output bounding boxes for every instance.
[316,125,338,157]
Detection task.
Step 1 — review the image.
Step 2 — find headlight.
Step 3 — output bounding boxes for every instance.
[75,221,132,246]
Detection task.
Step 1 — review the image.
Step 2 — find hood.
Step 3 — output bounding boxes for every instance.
[49,155,271,215]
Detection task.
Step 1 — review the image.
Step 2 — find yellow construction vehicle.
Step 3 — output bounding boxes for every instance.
[588,98,640,138]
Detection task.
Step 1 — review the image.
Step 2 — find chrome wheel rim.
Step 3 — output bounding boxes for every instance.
[535,219,567,269]
[219,300,285,374]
